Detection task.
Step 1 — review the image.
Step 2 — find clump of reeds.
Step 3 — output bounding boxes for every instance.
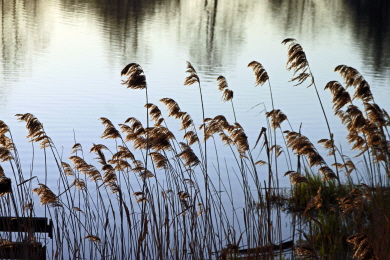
[0,39,388,260]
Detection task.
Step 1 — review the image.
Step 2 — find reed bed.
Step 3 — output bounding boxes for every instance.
[0,39,388,259]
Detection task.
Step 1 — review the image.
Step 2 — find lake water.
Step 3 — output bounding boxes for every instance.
[1,1,389,258]
[1,0,390,187]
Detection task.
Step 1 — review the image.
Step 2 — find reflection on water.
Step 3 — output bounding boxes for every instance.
[268,0,390,78]
[0,0,52,81]
[2,0,389,81]
[346,0,390,75]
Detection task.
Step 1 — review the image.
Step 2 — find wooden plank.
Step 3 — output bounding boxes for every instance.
[0,217,53,239]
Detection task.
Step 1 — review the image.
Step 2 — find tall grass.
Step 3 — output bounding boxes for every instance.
[0,39,388,259]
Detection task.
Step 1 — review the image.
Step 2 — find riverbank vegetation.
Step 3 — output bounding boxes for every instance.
[0,39,388,259]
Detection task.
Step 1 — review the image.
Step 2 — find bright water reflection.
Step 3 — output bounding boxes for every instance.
[0,0,389,186]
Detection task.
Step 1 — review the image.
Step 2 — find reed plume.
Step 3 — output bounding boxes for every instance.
[335,65,373,102]
[217,76,236,121]
[85,235,101,243]
[99,117,121,139]
[69,155,102,181]
[0,177,12,196]
[0,121,14,150]
[247,61,269,86]
[121,63,147,90]
[281,39,312,87]
[284,171,308,185]
[318,136,336,156]
[148,152,168,169]
[16,113,53,148]
[176,142,200,168]
[265,109,287,129]
[111,145,135,161]
[132,160,154,179]
[72,178,86,190]
[61,162,74,176]
[32,184,60,207]
[184,61,200,87]
[324,81,352,113]
[337,188,366,215]
[0,147,13,162]
[0,120,10,135]
[183,131,199,146]
[160,98,182,119]
[145,103,163,124]
[347,233,378,260]
[285,131,325,167]
[120,117,145,142]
